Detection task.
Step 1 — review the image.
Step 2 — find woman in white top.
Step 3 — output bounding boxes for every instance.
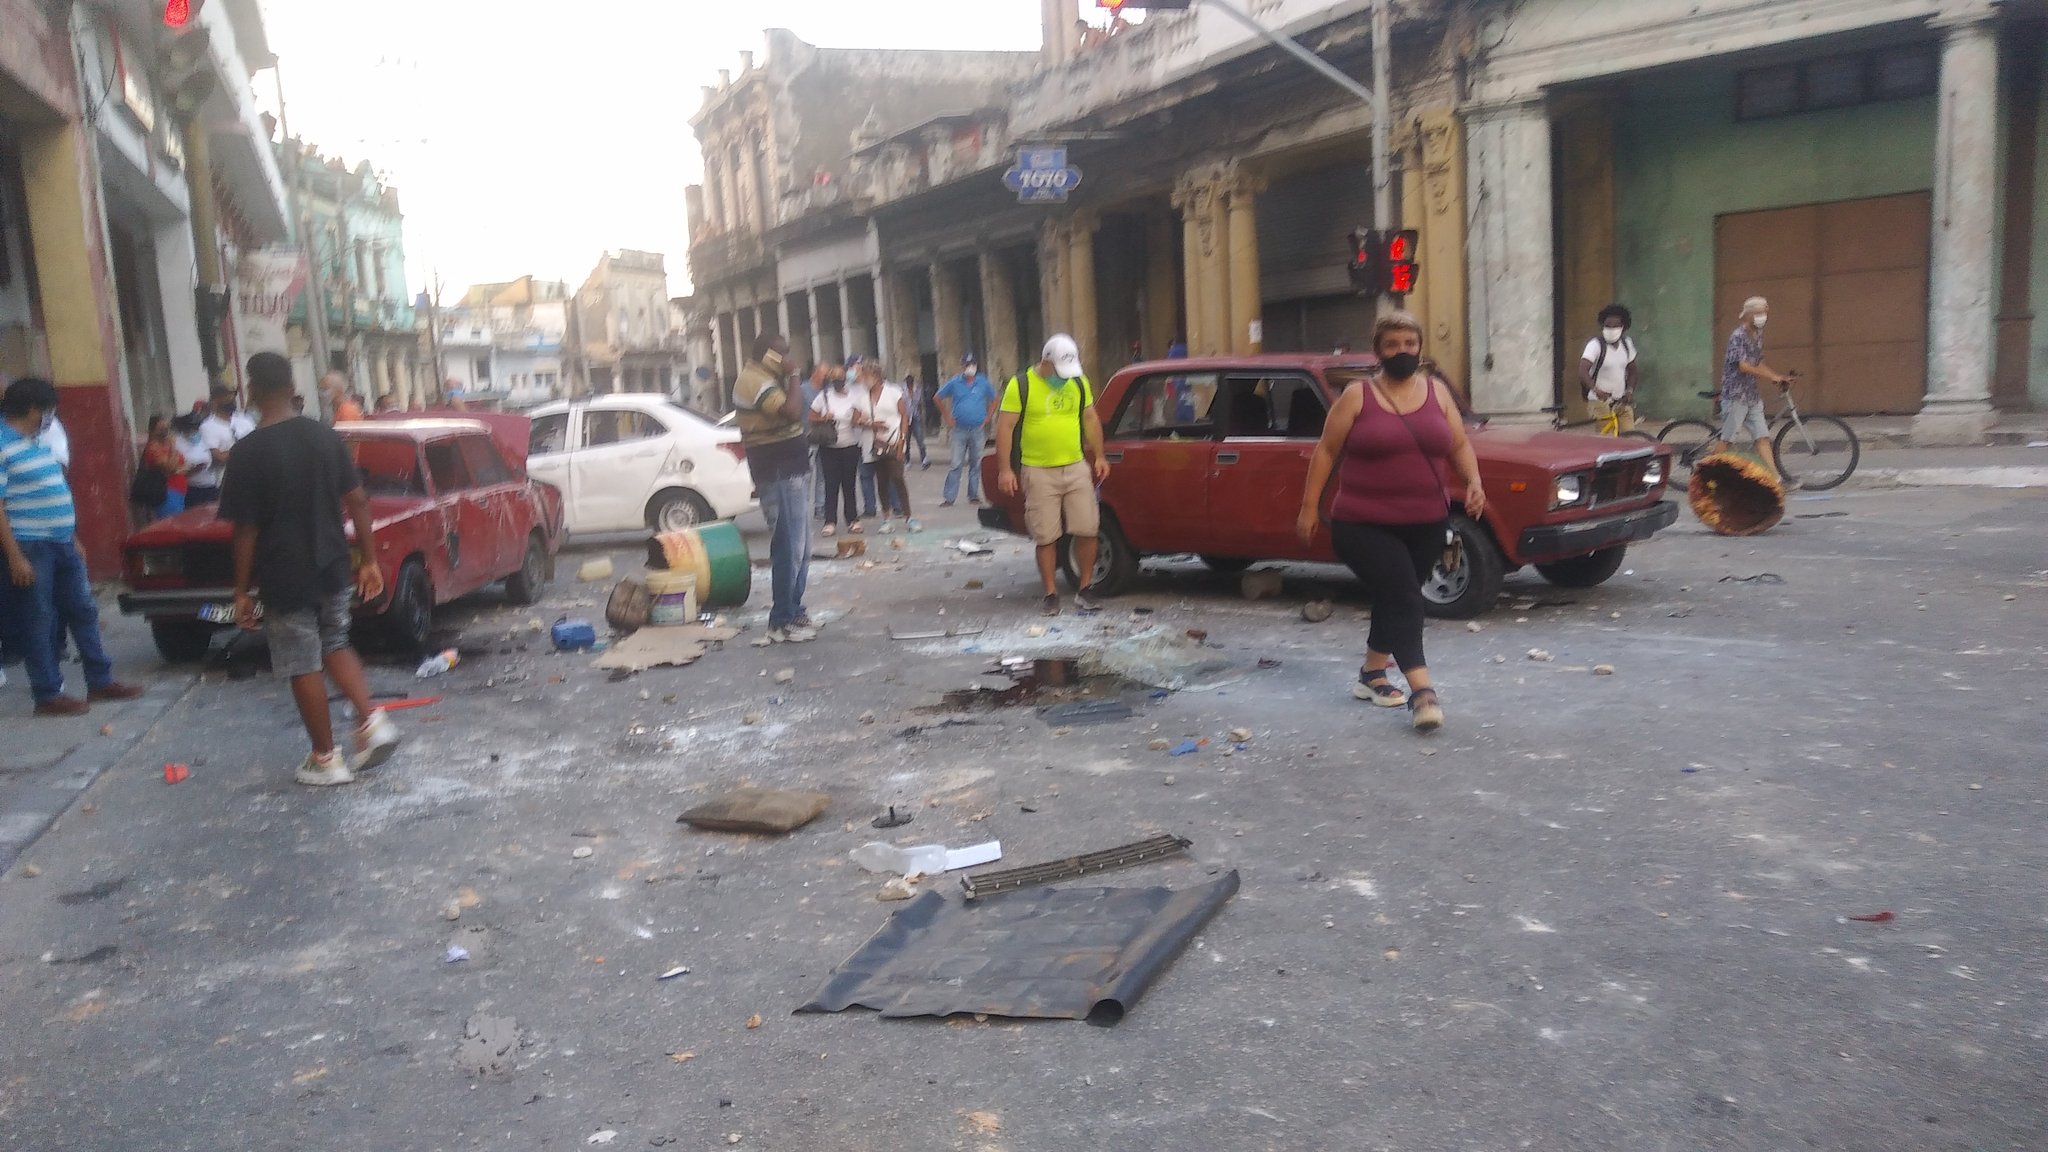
[862,362,917,533]
[810,358,873,535]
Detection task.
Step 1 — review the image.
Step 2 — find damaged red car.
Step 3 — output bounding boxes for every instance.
[979,354,1679,618]
[118,415,566,660]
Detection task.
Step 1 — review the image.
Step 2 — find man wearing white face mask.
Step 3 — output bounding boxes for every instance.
[1579,303,1638,434]
[1720,295,1792,484]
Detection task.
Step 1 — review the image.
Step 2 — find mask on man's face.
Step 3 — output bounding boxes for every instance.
[1752,314,1769,329]
[964,368,977,380]
[1602,326,1625,344]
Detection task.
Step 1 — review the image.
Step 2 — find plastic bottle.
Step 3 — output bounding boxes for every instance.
[415,648,459,678]
[849,842,949,875]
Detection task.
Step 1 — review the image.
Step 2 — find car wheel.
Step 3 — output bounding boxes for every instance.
[648,489,715,533]
[1058,514,1139,597]
[150,619,217,663]
[1535,545,1627,589]
[1199,555,1252,574]
[504,532,547,605]
[1420,515,1505,620]
[382,560,434,658]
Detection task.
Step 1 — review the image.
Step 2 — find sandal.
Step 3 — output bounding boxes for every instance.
[1408,688,1443,733]
[1351,667,1408,708]
[849,521,865,535]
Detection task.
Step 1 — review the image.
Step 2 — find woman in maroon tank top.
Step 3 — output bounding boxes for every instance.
[1296,313,1486,733]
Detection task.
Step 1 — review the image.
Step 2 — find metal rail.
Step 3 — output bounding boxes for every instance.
[960,834,1194,900]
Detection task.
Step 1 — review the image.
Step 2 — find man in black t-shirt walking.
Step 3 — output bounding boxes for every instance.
[220,352,400,786]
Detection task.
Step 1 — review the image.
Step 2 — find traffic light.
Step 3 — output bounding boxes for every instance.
[163,0,191,27]
[1385,229,1419,296]
[1345,229,1421,296]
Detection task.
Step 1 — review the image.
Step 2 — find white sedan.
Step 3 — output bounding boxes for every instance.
[526,395,756,535]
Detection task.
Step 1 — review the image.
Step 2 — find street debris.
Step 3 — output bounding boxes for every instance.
[1169,739,1203,756]
[162,762,189,785]
[1149,738,1171,751]
[551,618,599,651]
[443,900,462,921]
[965,1112,1003,1134]
[459,1013,519,1078]
[1184,628,1208,641]
[1241,570,1284,600]
[1084,628,1233,691]
[1466,621,1482,632]
[1042,698,1133,726]
[859,710,877,724]
[1301,599,1334,623]
[380,695,442,712]
[871,806,914,829]
[1847,911,1897,923]
[1527,649,1553,662]
[659,966,690,980]
[577,556,615,582]
[851,839,1002,875]
[799,870,1238,1022]
[606,577,652,632]
[961,833,1193,900]
[773,668,795,684]
[890,620,985,640]
[1025,624,1048,638]
[1719,572,1786,585]
[415,648,460,678]
[742,711,765,725]
[587,1130,617,1144]
[1228,726,1252,743]
[1592,664,1616,676]
[593,623,742,672]
[955,539,993,555]
[895,717,981,739]
[445,945,470,963]
[572,846,594,859]
[744,1014,763,1030]
[878,876,918,901]
[677,788,831,834]
[20,864,39,878]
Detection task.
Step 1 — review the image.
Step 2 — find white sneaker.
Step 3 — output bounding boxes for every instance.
[779,624,818,643]
[878,519,896,534]
[353,708,401,772]
[294,749,356,787]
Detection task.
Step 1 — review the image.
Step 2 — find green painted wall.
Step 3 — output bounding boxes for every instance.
[2031,40,2048,410]
[1611,70,1936,418]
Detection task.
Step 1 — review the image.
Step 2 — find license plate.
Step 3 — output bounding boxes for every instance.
[197,603,238,624]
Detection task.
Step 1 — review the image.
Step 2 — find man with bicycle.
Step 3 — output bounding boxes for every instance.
[1721,295,1794,487]
[1580,303,1638,434]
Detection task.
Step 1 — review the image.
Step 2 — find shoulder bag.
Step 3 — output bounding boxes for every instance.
[1367,378,1464,573]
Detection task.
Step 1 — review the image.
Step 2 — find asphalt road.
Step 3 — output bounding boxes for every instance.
[1,472,2042,1151]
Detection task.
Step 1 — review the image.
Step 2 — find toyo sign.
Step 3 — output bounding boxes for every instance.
[1003,147,1085,204]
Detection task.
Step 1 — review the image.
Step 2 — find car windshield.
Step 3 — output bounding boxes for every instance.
[347,437,425,496]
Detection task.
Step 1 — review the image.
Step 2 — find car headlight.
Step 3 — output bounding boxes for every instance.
[138,548,183,577]
[1644,458,1666,487]
[1553,474,1584,507]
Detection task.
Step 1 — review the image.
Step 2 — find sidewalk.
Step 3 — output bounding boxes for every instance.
[1850,443,2048,488]
[0,592,186,870]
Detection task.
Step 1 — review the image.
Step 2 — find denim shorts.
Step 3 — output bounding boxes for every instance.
[1721,397,1770,443]
[265,588,355,678]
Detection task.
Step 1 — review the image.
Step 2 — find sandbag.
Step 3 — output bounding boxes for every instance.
[1689,453,1785,537]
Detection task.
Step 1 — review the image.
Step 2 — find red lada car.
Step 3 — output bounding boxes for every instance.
[119,415,566,660]
[979,355,1678,618]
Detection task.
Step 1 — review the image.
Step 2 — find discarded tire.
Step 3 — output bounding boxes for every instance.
[648,521,752,607]
[1689,453,1785,537]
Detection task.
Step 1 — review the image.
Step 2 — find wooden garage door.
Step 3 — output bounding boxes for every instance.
[1713,193,1929,414]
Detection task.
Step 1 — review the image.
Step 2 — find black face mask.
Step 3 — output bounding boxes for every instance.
[1381,352,1421,380]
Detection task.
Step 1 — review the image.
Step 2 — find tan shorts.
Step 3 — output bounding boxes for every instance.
[1021,461,1099,545]
[1586,394,1636,433]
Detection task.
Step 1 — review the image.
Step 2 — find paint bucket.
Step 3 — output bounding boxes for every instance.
[647,521,752,608]
[644,569,699,627]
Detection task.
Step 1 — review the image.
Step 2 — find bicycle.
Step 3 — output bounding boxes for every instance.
[1655,373,1859,490]
[1544,400,1658,443]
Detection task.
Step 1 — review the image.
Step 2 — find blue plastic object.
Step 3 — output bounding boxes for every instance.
[551,619,597,651]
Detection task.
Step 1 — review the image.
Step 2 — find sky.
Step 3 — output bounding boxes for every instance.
[256,0,1071,301]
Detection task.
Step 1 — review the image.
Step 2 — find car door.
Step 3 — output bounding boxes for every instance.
[1098,371,1217,555]
[1206,372,1333,561]
[526,409,573,521]
[570,406,669,533]
[458,432,523,577]
[423,436,493,597]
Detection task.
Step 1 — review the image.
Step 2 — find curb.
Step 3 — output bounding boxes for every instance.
[1854,466,2048,489]
[0,678,192,874]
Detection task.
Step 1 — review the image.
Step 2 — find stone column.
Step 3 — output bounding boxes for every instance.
[370,349,391,403]
[980,248,1020,380]
[931,262,967,377]
[776,293,791,344]
[838,278,858,364]
[1916,8,2002,445]
[1069,210,1100,379]
[872,271,893,369]
[1223,167,1265,354]
[1415,108,1471,392]
[803,286,827,364]
[1464,98,1555,420]
[1144,213,1179,359]
[1172,175,1211,355]
[1039,218,1071,338]
[1198,170,1231,358]
[885,271,920,377]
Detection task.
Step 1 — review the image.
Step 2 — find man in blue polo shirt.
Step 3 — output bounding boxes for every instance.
[935,353,998,507]
[0,378,144,716]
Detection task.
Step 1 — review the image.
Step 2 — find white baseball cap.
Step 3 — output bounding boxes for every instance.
[1043,334,1083,379]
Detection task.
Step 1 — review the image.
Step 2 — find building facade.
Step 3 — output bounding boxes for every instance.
[694,0,2046,444]
[567,249,687,398]
[281,142,421,409]
[1,0,287,573]
[432,275,568,408]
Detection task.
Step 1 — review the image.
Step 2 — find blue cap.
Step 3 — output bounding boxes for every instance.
[843,354,865,370]
[962,352,977,367]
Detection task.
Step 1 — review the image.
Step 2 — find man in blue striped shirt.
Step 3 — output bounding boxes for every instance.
[0,379,144,715]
